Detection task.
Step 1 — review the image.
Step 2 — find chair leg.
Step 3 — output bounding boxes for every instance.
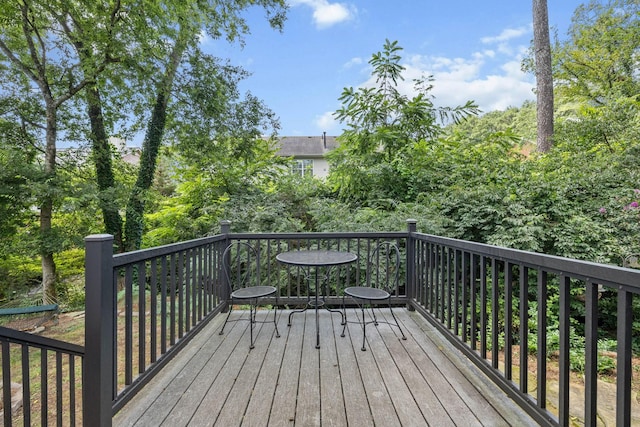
[249,304,256,350]
[219,301,234,335]
[360,303,367,351]
[340,295,347,337]
[274,304,281,338]
[388,302,407,341]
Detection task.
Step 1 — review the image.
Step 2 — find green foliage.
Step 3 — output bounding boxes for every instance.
[445,101,537,145]
[553,0,640,103]
[328,39,479,205]
[0,256,41,301]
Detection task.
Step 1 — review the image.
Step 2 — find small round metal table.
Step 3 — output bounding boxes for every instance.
[276,250,358,349]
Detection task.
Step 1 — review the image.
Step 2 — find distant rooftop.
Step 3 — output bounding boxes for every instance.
[276,134,338,158]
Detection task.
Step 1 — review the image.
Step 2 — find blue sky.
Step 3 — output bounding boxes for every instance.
[203,1,584,137]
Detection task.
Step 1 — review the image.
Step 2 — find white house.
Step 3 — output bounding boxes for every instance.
[275,133,338,178]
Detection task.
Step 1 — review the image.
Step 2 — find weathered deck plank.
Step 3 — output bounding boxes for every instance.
[318,311,347,427]
[333,314,374,427]
[114,308,537,427]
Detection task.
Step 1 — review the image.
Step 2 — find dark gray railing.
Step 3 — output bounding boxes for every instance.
[0,326,83,426]
[2,220,638,426]
[226,230,408,306]
[84,232,230,426]
[82,225,408,426]
[406,222,640,427]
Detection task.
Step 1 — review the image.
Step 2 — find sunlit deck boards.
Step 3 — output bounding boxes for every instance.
[114,308,537,427]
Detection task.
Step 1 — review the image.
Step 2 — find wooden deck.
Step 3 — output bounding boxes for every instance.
[114,308,537,426]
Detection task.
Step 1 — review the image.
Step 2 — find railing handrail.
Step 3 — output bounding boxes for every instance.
[229,230,407,240]
[412,231,640,290]
[0,325,84,356]
[112,234,227,267]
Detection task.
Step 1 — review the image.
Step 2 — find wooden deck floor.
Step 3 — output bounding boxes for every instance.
[114,308,537,426]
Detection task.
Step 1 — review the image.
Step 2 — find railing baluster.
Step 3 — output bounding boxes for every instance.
[57,351,63,426]
[41,349,48,426]
[461,251,468,343]
[480,256,487,360]
[439,245,446,322]
[125,265,133,385]
[470,254,478,351]
[185,249,191,333]
[617,288,632,427]
[504,262,513,381]
[559,274,570,426]
[138,260,146,375]
[584,280,598,424]
[2,340,11,427]
[192,247,198,326]
[170,253,176,346]
[69,355,76,427]
[491,258,499,369]
[22,343,31,426]
[537,270,548,409]
[160,256,171,354]
[150,258,158,364]
[519,265,528,394]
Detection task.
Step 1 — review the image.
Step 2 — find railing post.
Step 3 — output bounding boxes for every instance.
[84,234,115,427]
[220,220,232,311]
[406,219,417,311]
[220,220,231,235]
[617,288,632,427]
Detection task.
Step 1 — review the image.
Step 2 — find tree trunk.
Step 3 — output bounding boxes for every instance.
[124,32,188,252]
[533,0,554,152]
[86,84,125,252]
[42,103,58,304]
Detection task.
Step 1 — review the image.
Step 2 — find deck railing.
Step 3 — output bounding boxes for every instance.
[1,219,639,426]
[406,221,640,427]
[82,223,409,426]
[0,326,83,426]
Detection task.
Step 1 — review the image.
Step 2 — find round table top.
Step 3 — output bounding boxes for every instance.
[276,250,357,267]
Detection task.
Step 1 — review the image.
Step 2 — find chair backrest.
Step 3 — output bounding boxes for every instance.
[223,241,261,292]
[367,241,401,293]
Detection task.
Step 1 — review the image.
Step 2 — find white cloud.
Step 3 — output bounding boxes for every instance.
[198,30,210,45]
[343,57,363,69]
[481,26,530,44]
[424,54,534,112]
[289,0,356,29]
[350,30,535,116]
[314,111,339,132]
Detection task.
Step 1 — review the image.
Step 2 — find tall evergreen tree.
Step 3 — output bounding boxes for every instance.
[533,0,554,152]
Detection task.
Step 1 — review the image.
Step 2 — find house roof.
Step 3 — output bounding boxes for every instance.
[276,135,338,158]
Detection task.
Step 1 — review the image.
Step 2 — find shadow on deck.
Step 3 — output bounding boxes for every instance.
[114,308,537,426]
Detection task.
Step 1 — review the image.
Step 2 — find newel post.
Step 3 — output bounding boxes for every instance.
[84,234,115,427]
[219,220,232,310]
[406,219,417,311]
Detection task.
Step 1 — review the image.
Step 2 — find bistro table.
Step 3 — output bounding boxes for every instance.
[276,250,358,349]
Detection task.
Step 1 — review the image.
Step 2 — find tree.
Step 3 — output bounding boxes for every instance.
[554,0,640,104]
[0,0,288,303]
[78,0,287,252]
[0,1,120,302]
[329,39,479,203]
[551,0,640,151]
[533,0,554,152]
[0,117,38,256]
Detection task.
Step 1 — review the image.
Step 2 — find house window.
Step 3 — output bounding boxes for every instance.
[292,159,314,177]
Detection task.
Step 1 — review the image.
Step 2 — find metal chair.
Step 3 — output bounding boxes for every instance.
[341,241,407,351]
[218,241,280,349]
